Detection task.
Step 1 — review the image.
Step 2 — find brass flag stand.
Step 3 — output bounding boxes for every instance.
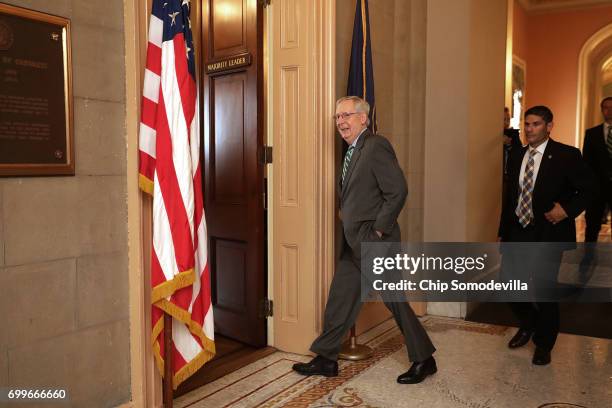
[338,325,373,360]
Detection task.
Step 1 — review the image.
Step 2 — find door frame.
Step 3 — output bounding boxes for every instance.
[576,22,612,148]
[267,0,337,353]
[201,0,267,347]
[124,0,337,405]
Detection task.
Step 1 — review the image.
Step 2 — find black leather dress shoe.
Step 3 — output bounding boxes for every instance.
[508,329,533,349]
[292,355,338,377]
[532,347,551,365]
[397,356,437,384]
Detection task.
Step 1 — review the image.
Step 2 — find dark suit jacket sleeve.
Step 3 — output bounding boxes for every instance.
[371,137,408,235]
[498,192,508,239]
[582,131,594,168]
[498,148,520,240]
[558,147,597,218]
[498,145,525,240]
[504,128,521,148]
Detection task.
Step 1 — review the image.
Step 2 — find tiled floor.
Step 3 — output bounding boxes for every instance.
[174,317,612,408]
[174,218,612,407]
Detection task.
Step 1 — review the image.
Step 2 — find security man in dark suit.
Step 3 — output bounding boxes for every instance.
[583,96,612,242]
[498,106,595,365]
[292,96,436,384]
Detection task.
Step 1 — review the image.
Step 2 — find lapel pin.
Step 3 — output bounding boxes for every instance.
[548,155,552,159]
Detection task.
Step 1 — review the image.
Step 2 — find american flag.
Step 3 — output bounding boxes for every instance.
[138,0,215,388]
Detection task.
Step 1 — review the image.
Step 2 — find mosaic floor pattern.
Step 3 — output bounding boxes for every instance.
[175,316,612,408]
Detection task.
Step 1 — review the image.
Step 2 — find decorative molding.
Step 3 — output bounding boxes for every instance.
[280,0,299,49]
[518,0,612,13]
[271,0,336,354]
[280,244,299,322]
[279,66,299,207]
[312,0,336,333]
[575,23,612,147]
[126,0,163,406]
[602,55,612,84]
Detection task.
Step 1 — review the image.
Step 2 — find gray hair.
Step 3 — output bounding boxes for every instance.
[336,96,370,116]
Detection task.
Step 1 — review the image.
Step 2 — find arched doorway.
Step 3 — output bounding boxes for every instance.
[576,23,612,147]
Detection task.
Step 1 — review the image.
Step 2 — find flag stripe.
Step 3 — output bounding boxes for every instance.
[139,0,214,389]
[154,110,195,274]
[139,123,157,158]
[146,43,163,76]
[152,174,181,282]
[151,247,169,291]
[173,34,196,130]
[160,44,194,247]
[172,339,188,372]
[161,41,196,243]
[149,14,164,48]
[190,100,201,182]
[173,318,203,362]
[141,97,159,131]
[143,69,161,103]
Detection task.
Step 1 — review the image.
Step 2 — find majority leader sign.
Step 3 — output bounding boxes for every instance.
[0,3,73,176]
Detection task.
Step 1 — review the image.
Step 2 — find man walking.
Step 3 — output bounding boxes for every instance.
[292,96,436,384]
[583,97,612,243]
[498,106,594,365]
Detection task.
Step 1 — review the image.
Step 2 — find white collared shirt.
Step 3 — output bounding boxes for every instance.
[515,139,549,214]
[350,128,368,148]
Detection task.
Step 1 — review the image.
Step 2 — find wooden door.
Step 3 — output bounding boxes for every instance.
[201,0,266,346]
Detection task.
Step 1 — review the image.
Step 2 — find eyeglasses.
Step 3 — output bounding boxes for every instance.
[335,112,359,121]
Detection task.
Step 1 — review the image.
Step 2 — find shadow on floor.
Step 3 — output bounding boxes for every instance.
[466,302,612,339]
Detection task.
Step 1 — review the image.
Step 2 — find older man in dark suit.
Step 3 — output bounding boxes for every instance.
[583,96,612,243]
[498,106,595,365]
[292,96,436,384]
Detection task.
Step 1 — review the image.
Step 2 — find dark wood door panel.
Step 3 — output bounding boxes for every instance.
[210,74,246,206]
[213,238,247,313]
[210,236,263,344]
[208,0,248,58]
[202,0,265,347]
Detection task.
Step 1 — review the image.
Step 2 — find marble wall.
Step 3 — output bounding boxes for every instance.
[0,1,130,406]
[336,0,427,242]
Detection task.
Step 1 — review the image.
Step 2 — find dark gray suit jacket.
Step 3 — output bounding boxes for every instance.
[339,129,407,251]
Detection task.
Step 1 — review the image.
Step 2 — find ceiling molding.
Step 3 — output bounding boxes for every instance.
[517,0,612,13]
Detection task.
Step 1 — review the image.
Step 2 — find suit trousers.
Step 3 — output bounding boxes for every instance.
[585,179,612,242]
[309,239,436,363]
[502,219,563,351]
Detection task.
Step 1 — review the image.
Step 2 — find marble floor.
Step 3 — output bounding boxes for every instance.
[174,316,612,408]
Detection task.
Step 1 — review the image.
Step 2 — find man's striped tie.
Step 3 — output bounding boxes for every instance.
[342,146,355,184]
[516,148,537,227]
[607,126,612,157]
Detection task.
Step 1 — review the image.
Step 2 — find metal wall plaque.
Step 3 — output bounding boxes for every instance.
[0,4,74,176]
[205,53,251,75]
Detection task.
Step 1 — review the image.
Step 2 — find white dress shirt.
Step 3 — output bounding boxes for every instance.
[350,127,367,148]
[516,138,549,214]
